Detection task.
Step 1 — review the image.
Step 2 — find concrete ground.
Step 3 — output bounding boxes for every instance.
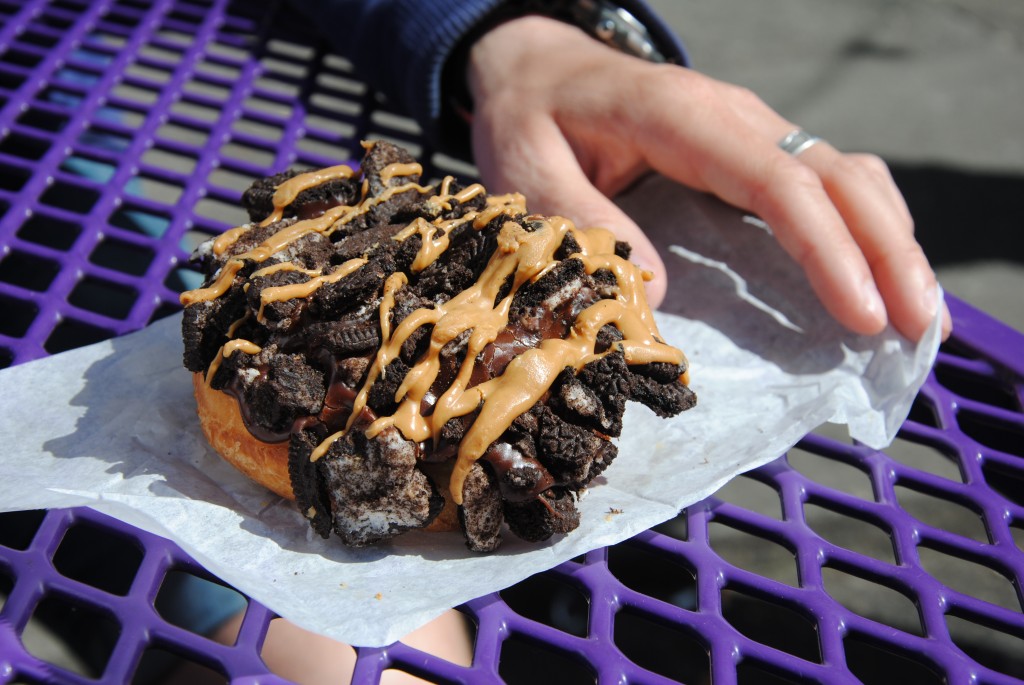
[649,0,1024,333]
[648,0,1024,675]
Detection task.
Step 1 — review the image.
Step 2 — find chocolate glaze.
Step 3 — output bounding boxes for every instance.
[481,442,556,502]
[305,347,378,436]
[471,282,600,387]
[295,198,342,222]
[224,369,289,443]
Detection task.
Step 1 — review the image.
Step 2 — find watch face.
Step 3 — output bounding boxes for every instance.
[572,1,667,62]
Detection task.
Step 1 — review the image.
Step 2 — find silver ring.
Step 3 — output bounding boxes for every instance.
[778,129,822,156]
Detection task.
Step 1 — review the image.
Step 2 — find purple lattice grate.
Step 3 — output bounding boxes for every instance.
[1,1,1023,684]
[0,0,468,368]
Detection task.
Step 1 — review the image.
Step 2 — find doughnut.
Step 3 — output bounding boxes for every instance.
[180,140,696,552]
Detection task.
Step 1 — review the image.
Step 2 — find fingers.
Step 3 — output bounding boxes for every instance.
[466,20,948,341]
[472,111,669,307]
[635,77,887,335]
[749,152,891,337]
[635,70,949,340]
[798,145,951,340]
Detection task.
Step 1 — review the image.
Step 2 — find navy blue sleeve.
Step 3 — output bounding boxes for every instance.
[290,0,688,153]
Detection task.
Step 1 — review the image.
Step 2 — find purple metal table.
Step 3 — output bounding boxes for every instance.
[1,1,1022,683]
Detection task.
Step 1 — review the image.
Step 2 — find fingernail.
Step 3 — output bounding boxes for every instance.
[862,280,887,328]
[921,282,938,320]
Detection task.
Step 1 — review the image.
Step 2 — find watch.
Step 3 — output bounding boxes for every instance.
[562,0,667,63]
[440,0,676,152]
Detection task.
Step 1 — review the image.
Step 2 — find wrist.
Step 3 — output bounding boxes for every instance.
[468,15,591,104]
[439,1,688,156]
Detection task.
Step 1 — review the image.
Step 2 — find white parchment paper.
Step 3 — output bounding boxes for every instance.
[0,176,941,647]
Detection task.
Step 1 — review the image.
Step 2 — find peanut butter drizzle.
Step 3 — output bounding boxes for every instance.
[438,176,454,197]
[209,165,358,257]
[379,272,409,346]
[205,339,262,385]
[226,312,250,338]
[256,257,368,322]
[183,163,687,509]
[476,193,527,224]
[179,206,348,307]
[424,176,484,213]
[394,216,469,272]
[180,259,246,306]
[213,225,253,256]
[453,183,486,204]
[250,262,323,279]
[309,271,410,464]
[316,216,683,504]
[393,191,527,274]
[379,162,422,184]
[179,182,431,308]
[262,164,356,227]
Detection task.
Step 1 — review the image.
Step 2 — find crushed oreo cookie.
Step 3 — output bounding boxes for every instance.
[182,140,695,552]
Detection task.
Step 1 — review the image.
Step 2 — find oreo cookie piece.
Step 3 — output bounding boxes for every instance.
[314,426,444,547]
[242,169,360,224]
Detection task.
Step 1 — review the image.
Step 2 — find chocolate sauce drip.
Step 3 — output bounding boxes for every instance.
[295,197,343,222]
[224,371,290,443]
[481,442,556,502]
[306,346,378,436]
[471,283,599,387]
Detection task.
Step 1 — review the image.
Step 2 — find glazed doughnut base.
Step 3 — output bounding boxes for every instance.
[193,372,294,500]
[192,373,458,531]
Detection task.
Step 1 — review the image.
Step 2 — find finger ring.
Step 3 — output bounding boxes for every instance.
[778,129,823,156]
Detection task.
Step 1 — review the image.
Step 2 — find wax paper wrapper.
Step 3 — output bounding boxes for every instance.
[0,176,942,647]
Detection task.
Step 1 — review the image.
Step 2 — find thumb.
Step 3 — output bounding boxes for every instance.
[545,193,668,309]
[472,117,668,308]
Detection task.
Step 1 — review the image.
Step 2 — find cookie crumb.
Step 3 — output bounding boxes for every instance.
[604,506,624,522]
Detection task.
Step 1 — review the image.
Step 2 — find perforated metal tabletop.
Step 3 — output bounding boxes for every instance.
[1,1,1023,683]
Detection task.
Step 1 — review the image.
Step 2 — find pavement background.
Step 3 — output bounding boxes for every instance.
[644,1,1024,674]
[649,0,1024,333]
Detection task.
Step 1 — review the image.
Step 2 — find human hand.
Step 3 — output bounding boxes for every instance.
[466,16,951,341]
